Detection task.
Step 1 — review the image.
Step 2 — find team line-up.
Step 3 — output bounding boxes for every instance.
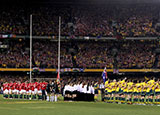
[2,77,160,105]
[104,77,160,104]
[2,81,48,100]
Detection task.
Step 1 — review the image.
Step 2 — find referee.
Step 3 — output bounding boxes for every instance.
[46,81,52,101]
[55,81,59,102]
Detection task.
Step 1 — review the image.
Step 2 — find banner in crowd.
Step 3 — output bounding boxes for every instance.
[55,68,84,72]
[0,34,16,38]
[0,34,158,40]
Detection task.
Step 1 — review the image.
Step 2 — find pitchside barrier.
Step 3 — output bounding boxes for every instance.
[32,78,56,81]
[0,68,160,72]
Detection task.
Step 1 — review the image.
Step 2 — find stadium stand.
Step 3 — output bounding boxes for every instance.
[0,4,160,37]
[0,39,159,69]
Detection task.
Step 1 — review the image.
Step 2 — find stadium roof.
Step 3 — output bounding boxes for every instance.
[31,0,160,4]
[2,0,160,5]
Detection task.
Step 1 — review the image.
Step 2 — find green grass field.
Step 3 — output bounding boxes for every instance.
[0,95,160,115]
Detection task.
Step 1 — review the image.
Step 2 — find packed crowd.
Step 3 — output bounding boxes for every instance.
[75,40,157,69]
[33,41,73,68]
[0,6,27,35]
[0,4,160,37]
[0,40,30,68]
[73,4,159,37]
[0,39,160,69]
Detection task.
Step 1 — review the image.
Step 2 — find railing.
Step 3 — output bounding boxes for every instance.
[0,34,158,40]
[0,68,160,72]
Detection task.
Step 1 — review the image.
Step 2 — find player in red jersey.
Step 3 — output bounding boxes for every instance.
[19,82,22,94]
[3,81,49,100]
[19,82,25,99]
[3,82,9,98]
[32,82,37,99]
[41,81,47,100]
[23,82,27,99]
[12,82,16,93]
[12,82,17,98]
[15,82,20,96]
[21,82,26,94]
[10,82,15,98]
[33,82,40,99]
[8,82,13,98]
[31,83,35,94]
[34,82,38,95]
[28,82,35,100]
[28,82,32,95]
[37,83,42,99]
[26,82,30,99]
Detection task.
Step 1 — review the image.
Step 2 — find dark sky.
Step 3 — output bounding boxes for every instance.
[28,0,160,4]
[1,0,160,5]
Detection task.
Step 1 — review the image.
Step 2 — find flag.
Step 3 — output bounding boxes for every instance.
[145,76,149,80]
[80,68,84,72]
[56,72,60,84]
[102,67,107,83]
[113,69,119,74]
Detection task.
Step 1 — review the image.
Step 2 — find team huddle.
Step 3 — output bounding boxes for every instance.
[3,81,47,100]
[104,77,160,104]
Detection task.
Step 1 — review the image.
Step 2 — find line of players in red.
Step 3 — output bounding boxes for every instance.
[2,81,47,100]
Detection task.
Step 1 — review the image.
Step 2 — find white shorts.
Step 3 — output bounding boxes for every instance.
[16,90,20,94]
[13,89,17,93]
[38,90,42,94]
[20,90,23,94]
[20,90,25,94]
[34,88,38,94]
[9,89,12,94]
[3,89,9,94]
[29,90,32,94]
[32,91,35,95]
[45,91,48,95]
[23,90,27,94]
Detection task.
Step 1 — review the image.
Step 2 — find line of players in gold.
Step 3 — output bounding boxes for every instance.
[104,77,160,104]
